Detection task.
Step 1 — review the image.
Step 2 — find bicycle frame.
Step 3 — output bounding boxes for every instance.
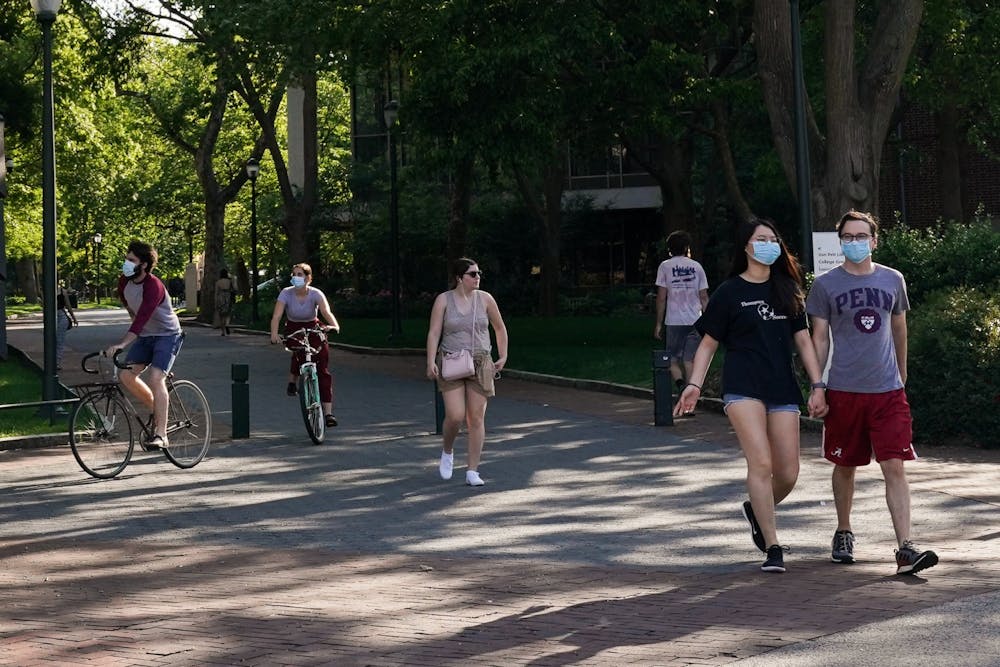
[282,326,327,445]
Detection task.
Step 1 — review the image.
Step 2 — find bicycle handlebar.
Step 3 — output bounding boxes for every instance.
[81,349,130,374]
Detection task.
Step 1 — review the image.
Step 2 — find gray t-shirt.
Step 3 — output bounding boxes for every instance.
[806,264,910,393]
[277,286,326,322]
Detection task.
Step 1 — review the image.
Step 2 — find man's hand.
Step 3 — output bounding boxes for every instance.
[103,345,122,361]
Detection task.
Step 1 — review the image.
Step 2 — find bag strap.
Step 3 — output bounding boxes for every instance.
[469,291,477,351]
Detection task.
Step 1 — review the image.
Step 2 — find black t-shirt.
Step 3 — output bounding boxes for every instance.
[695,276,807,404]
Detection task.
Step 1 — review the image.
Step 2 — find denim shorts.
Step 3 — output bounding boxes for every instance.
[125,333,184,373]
[722,393,800,415]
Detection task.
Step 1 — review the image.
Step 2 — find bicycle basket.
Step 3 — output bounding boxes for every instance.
[97,354,118,382]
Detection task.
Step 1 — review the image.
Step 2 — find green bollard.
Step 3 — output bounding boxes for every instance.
[232,363,250,438]
[652,349,674,426]
[434,381,444,434]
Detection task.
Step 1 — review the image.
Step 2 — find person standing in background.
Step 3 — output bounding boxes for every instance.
[215,268,237,336]
[654,231,709,397]
[56,281,78,370]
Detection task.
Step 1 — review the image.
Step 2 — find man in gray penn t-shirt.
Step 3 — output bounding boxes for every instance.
[807,210,938,576]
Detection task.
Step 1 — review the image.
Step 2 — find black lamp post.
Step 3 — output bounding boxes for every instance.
[0,116,10,360]
[383,100,402,339]
[31,0,62,413]
[790,0,814,271]
[92,232,102,303]
[245,157,260,323]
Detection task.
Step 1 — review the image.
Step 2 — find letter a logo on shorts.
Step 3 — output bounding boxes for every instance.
[853,308,882,334]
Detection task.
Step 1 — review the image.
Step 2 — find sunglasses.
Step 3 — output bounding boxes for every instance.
[465,271,483,278]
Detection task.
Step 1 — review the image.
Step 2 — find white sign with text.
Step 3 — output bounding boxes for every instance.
[812,232,842,276]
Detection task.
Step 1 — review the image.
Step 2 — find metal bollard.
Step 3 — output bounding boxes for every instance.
[231,363,250,438]
[433,381,445,434]
[652,349,673,426]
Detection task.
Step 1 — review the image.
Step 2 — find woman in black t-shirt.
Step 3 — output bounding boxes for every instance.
[674,218,827,573]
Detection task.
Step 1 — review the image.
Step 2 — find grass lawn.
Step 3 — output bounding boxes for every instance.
[0,358,66,437]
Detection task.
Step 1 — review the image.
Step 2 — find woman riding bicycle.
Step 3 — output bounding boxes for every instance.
[269,263,341,427]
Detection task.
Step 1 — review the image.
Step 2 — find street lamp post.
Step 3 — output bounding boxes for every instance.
[31,0,62,413]
[0,115,10,360]
[92,232,102,303]
[383,100,402,339]
[245,157,260,323]
[790,0,814,271]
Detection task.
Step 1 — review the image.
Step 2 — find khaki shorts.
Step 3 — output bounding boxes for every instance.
[436,351,496,397]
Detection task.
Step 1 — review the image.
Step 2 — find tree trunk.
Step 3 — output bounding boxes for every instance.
[754,0,923,230]
[539,158,564,317]
[15,258,39,304]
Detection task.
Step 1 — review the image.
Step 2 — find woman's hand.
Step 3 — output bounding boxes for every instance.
[427,362,439,380]
[270,332,280,345]
[673,384,700,417]
[494,355,507,372]
[807,388,829,418]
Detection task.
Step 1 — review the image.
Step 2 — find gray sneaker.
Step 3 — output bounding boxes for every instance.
[831,530,856,564]
[895,540,938,575]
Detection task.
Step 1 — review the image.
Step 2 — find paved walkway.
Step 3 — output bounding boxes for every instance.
[1,311,999,666]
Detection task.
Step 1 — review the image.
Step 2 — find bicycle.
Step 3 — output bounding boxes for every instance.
[281,325,330,445]
[68,348,212,479]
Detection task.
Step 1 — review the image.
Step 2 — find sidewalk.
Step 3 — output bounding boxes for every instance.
[1,313,998,666]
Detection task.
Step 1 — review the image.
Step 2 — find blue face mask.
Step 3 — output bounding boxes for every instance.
[291,276,306,288]
[122,259,138,277]
[750,241,781,266]
[841,239,872,263]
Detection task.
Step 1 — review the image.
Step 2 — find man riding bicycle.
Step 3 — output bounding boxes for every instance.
[104,240,183,449]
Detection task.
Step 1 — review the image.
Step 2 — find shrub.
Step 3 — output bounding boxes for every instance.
[908,287,1000,448]
[877,218,1000,306]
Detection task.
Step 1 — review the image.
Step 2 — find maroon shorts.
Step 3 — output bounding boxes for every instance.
[822,388,916,466]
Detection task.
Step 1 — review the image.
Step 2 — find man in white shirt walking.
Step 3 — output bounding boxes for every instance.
[654,231,709,396]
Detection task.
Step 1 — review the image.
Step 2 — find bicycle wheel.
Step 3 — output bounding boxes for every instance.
[69,390,135,479]
[163,379,212,469]
[298,370,324,445]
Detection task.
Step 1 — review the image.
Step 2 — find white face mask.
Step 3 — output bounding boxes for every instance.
[122,259,138,277]
[291,276,306,288]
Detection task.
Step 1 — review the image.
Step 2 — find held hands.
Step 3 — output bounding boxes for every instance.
[807,388,829,419]
[673,384,700,417]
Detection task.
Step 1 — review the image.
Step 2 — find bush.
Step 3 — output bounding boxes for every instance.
[877,218,1000,306]
[908,287,1000,448]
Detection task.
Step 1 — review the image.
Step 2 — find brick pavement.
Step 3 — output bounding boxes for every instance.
[1,313,999,666]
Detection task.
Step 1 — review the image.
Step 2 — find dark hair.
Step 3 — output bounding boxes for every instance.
[730,217,805,316]
[666,231,691,257]
[127,240,158,273]
[219,268,229,279]
[451,257,477,281]
[836,210,880,237]
[292,262,312,277]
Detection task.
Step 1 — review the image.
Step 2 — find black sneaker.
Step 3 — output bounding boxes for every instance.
[742,501,767,553]
[762,544,788,573]
[287,382,297,396]
[325,414,338,428]
[895,540,938,575]
[831,529,856,564]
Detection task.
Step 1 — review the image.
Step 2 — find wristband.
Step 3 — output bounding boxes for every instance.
[686,382,702,391]
[811,382,827,390]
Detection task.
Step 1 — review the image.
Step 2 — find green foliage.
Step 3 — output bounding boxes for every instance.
[876,219,1000,305]
[908,288,1000,447]
[0,358,54,438]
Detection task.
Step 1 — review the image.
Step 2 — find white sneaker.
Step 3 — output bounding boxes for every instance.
[465,470,484,487]
[439,452,454,480]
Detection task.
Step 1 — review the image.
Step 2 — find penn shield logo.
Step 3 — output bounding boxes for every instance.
[854,308,882,333]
